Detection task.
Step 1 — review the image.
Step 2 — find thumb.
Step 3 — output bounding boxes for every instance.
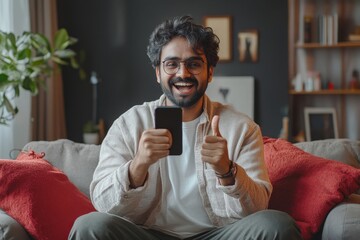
[211,115,222,137]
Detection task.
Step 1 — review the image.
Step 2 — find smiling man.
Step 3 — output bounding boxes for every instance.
[69,16,302,240]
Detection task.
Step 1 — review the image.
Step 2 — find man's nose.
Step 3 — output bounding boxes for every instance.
[176,62,192,77]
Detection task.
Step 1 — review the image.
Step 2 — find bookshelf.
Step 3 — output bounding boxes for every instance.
[288,0,360,142]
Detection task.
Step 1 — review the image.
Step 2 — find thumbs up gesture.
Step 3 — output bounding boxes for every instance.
[211,115,222,137]
[201,115,231,175]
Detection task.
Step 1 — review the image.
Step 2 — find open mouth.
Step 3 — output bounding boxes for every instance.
[173,82,194,95]
[174,82,193,89]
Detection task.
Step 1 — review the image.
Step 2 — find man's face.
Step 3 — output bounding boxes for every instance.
[156,37,213,108]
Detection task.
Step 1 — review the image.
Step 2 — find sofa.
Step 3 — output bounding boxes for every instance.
[0,138,360,240]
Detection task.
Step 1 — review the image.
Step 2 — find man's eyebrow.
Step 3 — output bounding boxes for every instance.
[162,56,180,61]
[162,56,204,61]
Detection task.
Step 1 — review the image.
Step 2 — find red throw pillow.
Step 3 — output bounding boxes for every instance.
[0,150,96,240]
[263,137,360,240]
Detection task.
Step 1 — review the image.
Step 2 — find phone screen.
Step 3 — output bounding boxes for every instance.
[155,107,182,155]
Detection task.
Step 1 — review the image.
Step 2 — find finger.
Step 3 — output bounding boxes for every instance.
[147,128,170,135]
[204,135,223,143]
[201,148,219,157]
[211,115,222,137]
[144,129,172,143]
[157,129,172,146]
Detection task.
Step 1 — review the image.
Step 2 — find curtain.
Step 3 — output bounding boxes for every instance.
[29,0,67,140]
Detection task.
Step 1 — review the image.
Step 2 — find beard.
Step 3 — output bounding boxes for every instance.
[160,76,208,108]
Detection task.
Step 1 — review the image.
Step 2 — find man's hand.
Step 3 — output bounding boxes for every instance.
[135,129,172,166]
[129,129,172,188]
[201,115,231,175]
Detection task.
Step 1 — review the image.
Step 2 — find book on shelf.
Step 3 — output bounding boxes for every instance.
[317,13,338,45]
[349,34,360,42]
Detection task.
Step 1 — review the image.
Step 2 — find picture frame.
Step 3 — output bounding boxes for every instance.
[237,30,259,63]
[304,107,339,141]
[206,76,254,119]
[204,16,232,62]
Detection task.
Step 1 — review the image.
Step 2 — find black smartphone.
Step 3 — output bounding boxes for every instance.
[155,107,182,155]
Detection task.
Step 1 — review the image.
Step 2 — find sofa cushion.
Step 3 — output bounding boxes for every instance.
[23,139,100,198]
[263,137,360,240]
[295,139,360,168]
[296,139,360,195]
[0,151,96,240]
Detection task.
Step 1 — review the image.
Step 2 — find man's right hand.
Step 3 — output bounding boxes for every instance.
[129,129,172,188]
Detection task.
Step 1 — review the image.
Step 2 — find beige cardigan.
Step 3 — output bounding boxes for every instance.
[91,94,272,227]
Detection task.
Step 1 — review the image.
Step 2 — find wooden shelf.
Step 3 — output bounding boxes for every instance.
[290,89,360,95]
[296,42,360,49]
[288,0,360,141]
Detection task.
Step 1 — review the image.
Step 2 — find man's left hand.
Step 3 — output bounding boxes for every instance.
[201,115,231,175]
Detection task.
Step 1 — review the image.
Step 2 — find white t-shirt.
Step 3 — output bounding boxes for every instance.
[152,115,213,238]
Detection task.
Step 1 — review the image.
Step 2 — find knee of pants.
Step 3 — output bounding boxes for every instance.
[260,210,296,226]
[0,209,32,240]
[322,203,360,240]
[253,210,301,236]
[70,211,119,236]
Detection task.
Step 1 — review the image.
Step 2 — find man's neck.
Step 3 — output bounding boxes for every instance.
[165,97,204,122]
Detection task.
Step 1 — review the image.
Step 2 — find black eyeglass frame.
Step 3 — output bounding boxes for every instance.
[161,58,206,75]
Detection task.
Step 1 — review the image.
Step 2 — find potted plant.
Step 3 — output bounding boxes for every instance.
[82,120,99,144]
[0,28,79,124]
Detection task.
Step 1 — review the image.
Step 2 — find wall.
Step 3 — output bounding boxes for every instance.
[57,0,288,142]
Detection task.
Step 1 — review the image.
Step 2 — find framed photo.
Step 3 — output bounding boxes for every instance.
[206,76,254,119]
[238,30,258,63]
[204,16,232,62]
[304,107,339,141]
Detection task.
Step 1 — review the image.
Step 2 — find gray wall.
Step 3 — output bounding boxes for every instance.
[57,0,288,142]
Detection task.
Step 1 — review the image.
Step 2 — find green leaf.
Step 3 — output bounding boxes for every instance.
[52,56,68,65]
[31,33,51,54]
[14,85,20,97]
[54,28,69,50]
[70,57,79,69]
[6,33,16,50]
[31,56,46,66]
[22,76,38,94]
[17,48,31,60]
[0,74,10,89]
[3,95,16,115]
[68,37,78,45]
[0,73,9,82]
[54,49,76,58]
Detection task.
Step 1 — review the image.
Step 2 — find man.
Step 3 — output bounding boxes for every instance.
[69,16,302,240]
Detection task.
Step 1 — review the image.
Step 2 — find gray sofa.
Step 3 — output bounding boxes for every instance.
[0,138,360,239]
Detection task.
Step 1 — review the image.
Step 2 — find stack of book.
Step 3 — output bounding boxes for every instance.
[349,26,360,41]
[349,34,360,42]
[317,13,338,45]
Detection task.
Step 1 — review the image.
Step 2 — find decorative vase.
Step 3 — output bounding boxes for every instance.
[83,133,99,144]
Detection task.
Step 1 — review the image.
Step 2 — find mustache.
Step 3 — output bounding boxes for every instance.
[169,77,198,85]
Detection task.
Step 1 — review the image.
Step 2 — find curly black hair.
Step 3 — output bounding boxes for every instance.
[146,15,220,69]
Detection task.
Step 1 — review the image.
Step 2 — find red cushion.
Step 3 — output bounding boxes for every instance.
[0,150,96,240]
[263,137,360,240]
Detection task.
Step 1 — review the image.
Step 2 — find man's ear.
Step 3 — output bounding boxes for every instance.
[156,66,161,83]
[208,66,214,83]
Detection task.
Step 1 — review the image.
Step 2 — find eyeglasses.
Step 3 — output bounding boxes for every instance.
[162,59,206,75]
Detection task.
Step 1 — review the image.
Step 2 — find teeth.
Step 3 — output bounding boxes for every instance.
[174,82,192,87]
